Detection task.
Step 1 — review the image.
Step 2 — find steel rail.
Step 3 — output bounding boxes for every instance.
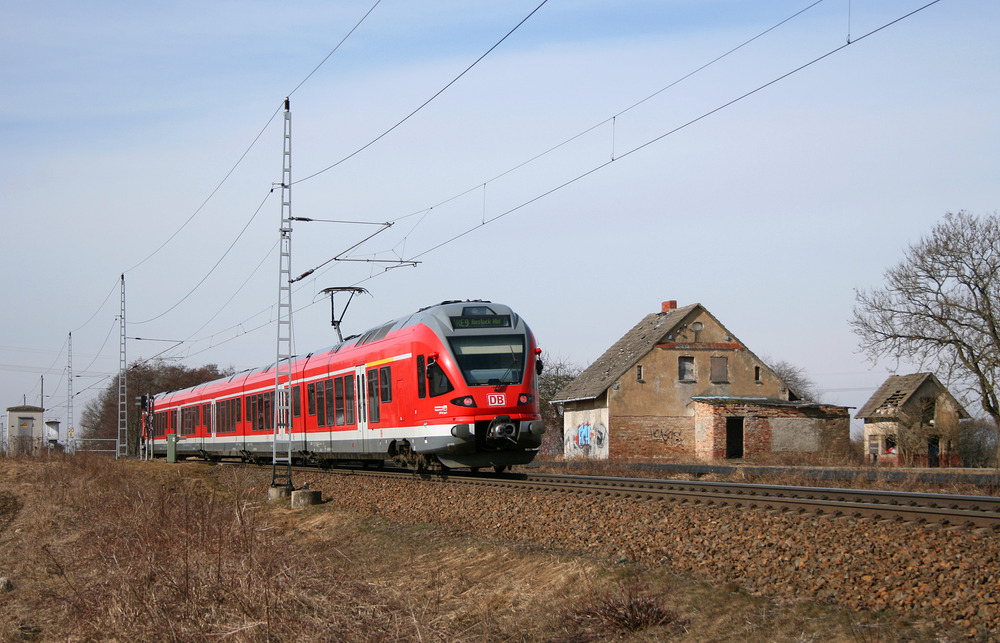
[217,461,1000,529]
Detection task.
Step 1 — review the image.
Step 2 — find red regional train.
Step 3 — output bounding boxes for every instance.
[144,300,546,471]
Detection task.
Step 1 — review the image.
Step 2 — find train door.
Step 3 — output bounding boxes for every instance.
[207,401,216,452]
[354,365,369,455]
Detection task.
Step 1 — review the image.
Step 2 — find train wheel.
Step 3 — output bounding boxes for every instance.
[494,465,507,474]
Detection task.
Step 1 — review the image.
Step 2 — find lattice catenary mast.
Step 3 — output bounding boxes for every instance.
[272,98,294,489]
[67,332,75,454]
[117,273,127,459]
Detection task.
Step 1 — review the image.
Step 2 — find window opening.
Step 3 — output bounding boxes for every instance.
[367,369,381,423]
[710,356,729,383]
[448,334,525,385]
[345,376,356,425]
[417,355,426,398]
[678,356,695,381]
[334,377,345,426]
[380,365,392,402]
[427,359,454,397]
[316,382,327,427]
[325,379,336,427]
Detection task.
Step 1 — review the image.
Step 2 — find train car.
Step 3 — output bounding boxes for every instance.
[145,300,546,471]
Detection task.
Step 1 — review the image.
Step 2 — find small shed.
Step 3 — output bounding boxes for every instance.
[5,405,44,455]
[856,373,969,467]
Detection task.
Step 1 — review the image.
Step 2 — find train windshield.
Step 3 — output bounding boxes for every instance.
[448,335,526,386]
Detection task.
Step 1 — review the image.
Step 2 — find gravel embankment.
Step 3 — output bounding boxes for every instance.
[295,472,999,638]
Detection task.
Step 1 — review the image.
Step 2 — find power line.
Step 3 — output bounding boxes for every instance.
[147,1,930,362]
[122,1,383,277]
[341,0,832,260]
[386,0,946,267]
[132,189,274,325]
[112,1,940,373]
[294,0,551,185]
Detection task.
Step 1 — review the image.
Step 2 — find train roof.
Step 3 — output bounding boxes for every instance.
[151,300,526,403]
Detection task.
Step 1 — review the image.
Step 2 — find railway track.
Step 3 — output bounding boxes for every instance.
[266,462,1000,530]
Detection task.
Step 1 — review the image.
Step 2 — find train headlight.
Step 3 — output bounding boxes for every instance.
[518,394,534,405]
[450,395,476,408]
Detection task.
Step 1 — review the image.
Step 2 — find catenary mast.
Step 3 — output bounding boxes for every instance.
[272,98,294,490]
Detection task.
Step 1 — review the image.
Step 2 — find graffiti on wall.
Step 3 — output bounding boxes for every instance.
[565,421,607,457]
[651,428,683,444]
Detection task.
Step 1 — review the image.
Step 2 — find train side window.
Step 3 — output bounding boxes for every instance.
[416,355,426,399]
[345,376,356,425]
[236,396,242,424]
[379,365,392,403]
[367,370,380,423]
[316,382,327,427]
[307,383,316,416]
[427,360,454,397]
[292,385,301,418]
[335,377,345,426]
[325,379,335,427]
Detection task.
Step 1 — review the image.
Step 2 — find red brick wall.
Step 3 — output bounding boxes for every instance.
[693,401,849,461]
[609,416,695,462]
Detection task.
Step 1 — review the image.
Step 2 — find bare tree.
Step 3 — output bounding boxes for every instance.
[958,418,999,468]
[535,352,585,457]
[81,358,233,453]
[851,210,1000,462]
[766,358,821,402]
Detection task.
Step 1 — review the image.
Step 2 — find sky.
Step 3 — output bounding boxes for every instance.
[2,0,998,441]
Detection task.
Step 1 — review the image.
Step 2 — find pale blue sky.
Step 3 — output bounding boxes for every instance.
[2,1,998,438]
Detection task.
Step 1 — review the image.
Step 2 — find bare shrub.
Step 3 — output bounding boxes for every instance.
[565,574,683,636]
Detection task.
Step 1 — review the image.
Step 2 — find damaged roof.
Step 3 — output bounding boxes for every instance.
[551,303,700,404]
[855,372,970,420]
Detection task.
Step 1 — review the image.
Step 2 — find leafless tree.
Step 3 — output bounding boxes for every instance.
[851,210,1000,462]
[81,358,233,453]
[958,418,999,468]
[535,352,585,456]
[765,358,821,402]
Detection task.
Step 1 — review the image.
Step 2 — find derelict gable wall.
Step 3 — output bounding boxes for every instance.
[607,310,788,420]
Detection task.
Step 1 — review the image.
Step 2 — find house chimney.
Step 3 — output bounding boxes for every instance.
[662,300,677,313]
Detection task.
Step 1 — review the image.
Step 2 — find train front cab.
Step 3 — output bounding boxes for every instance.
[399,302,545,471]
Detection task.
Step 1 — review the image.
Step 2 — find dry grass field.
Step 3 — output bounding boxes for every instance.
[0,454,968,641]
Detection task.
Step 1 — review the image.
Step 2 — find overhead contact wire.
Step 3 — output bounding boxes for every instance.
[294,0,551,185]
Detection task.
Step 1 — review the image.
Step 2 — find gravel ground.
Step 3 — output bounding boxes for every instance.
[294,471,1000,639]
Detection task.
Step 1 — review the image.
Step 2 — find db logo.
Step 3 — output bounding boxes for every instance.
[487,393,506,407]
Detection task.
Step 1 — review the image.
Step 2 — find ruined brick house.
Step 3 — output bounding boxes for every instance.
[856,373,969,467]
[551,301,850,462]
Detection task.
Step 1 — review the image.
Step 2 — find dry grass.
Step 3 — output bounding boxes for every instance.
[0,453,954,642]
